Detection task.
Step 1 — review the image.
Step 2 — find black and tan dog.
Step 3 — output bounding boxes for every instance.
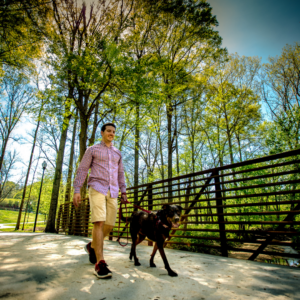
[121,204,183,277]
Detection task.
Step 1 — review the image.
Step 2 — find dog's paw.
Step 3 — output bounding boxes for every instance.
[168,270,178,277]
[129,254,133,260]
[150,262,156,268]
[134,261,141,266]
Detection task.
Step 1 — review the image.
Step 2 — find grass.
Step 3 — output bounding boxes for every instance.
[0,209,46,233]
[0,209,36,223]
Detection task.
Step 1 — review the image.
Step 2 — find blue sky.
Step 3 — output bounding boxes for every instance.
[208,0,300,62]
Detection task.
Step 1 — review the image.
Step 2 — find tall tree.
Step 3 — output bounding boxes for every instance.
[262,43,300,152]
[15,100,45,230]
[205,54,261,165]
[0,67,33,198]
[148,0,224,188]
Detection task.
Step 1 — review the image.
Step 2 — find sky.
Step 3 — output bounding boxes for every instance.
[207,0,300,62]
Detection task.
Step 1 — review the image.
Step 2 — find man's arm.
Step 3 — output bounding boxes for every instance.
[73,147,93,207]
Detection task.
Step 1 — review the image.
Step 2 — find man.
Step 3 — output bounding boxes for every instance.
[73,123,127,279]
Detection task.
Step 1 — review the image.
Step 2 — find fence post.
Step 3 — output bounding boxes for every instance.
[214,170,228,257]
[56,205,62,233]
[69,203,75,235]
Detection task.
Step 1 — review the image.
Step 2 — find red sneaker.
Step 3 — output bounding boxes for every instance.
[94,260,112,279]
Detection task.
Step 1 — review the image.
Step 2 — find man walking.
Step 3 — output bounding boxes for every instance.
[73,123,127,279]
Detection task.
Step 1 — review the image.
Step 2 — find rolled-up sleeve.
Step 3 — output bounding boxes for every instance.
[118,156,126,193]
[73,147,93,193]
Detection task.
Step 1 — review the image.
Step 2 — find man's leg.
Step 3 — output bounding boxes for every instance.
[92,223,114,262]
[103,224,114,238]
[92,221,105,262]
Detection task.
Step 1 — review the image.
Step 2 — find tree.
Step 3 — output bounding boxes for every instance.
[14,67,51,229]
[205,54,261,166]
[0,67,33,198]
[262,43,300,153]
[148,0,224,191]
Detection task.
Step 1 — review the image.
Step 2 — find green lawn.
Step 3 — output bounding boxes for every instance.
[0,209,46,232]
[0,209,36,223]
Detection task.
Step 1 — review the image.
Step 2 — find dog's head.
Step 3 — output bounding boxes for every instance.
[161,204,183,228]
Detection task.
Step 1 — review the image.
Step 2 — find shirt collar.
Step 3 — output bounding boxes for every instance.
[100,140,113,148]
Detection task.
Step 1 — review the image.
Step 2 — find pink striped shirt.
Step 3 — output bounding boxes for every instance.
[73,141,126,198]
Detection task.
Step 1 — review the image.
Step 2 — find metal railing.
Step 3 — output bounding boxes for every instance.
[57,149,300,261]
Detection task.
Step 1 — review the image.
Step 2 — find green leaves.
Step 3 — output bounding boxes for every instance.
[262,43,300,153]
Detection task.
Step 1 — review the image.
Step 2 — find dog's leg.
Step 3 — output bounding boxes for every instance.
[129,229,138,262]
[157,244,178,277]
[150,242,158,267]
[130,234,146,266]
[134,234,146,266]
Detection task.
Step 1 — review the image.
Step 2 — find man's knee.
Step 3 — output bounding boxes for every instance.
[93,221,105,228]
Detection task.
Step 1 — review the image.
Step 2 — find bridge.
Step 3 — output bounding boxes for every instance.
[1,149,299,299]
[57,149,300,263]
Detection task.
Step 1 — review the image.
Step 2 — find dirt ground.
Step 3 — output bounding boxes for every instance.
[228,243,286,263]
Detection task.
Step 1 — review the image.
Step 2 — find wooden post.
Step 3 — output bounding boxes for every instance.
[214,170,228,257]
[69,203,75,235]
[56,205,62,233]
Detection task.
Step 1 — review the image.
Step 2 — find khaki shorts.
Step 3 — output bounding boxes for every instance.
[88,187,118,225]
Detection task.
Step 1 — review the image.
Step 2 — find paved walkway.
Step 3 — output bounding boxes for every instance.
[0,232,299,300]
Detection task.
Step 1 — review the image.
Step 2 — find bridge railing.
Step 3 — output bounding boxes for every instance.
[57,148,300,261]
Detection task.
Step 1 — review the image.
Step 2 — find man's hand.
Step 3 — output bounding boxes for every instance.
[121,192,128,204]
[73,193,81,207]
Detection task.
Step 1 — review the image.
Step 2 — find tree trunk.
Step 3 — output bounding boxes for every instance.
[175,107,180,176]
[134,103,140,204]
[22,154,40,230]
[15,103,43,230]
[88,101,99,146]
[0,138,9,175]
[166,101,173,198]
[45,102,71,233]
[157,121,166,198]
[78,112,89,199]
[64,109,78,203]
[0,138,9,198]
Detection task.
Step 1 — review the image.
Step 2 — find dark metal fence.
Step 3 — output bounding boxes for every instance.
[57,149,300,262]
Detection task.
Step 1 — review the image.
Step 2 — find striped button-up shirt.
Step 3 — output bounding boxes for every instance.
[73,141,126,198]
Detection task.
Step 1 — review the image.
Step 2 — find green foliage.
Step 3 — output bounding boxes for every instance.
[0,0,48,68]
[262,43,300,153]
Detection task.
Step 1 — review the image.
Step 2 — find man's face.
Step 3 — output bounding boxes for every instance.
[101,126,116,143]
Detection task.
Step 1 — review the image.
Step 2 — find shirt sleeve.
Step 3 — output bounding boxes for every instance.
[118,154,126,193]
[73,147,93,194]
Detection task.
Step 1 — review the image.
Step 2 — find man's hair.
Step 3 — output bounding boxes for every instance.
[101,123,116,132]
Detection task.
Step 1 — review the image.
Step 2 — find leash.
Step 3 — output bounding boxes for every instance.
[117,202,129,247]
[117,199,152,247]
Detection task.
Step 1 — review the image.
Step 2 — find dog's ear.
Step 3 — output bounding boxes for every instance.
[176,205,183,212]
[162,204,170,210]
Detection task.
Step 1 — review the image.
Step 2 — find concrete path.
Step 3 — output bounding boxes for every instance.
[0,232,299,300]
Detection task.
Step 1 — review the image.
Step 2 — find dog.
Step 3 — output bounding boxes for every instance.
[120,204,183,277]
